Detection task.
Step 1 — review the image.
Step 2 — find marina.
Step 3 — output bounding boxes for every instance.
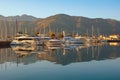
[0,20,120,80]
[0,33,120,47]
[0,0,120,80]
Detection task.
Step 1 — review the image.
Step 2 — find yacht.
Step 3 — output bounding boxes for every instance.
[63,36,84,44]
[45,39,62,47]
[10,35,43,46]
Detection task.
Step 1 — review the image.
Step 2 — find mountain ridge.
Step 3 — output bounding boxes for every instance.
[0,14,120,35]
[36,14,120,35]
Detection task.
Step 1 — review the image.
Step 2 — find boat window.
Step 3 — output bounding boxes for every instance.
[18,38,33,41]
[40,38,50,40]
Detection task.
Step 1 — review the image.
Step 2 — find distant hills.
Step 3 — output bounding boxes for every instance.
[0,14,120,35]
[0,14,38,21]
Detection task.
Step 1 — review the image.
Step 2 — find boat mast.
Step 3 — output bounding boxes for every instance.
[92,25,94,38]
[15,19,18,35]
[3,20,7,40]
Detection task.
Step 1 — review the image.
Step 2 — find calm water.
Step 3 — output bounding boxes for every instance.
[0,43,120,80]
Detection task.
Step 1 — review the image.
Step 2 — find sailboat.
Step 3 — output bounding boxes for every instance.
[0,20,11,47]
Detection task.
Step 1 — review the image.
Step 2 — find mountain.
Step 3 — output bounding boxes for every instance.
[36,14,120,35]
[0,14,120,35]
[0,14,38,21]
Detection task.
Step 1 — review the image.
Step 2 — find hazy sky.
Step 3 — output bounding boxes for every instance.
[0,0,120,20]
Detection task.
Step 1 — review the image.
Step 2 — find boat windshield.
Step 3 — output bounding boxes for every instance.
[18,38,34,41]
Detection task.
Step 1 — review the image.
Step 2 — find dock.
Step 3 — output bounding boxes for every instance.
[107,40,120,42]
[0,41,11,46]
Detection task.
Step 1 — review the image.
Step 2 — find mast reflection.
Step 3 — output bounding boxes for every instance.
[0,43,120,67]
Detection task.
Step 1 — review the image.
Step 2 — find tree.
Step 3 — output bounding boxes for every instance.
[49,31,55,38]
[57,33,64,38]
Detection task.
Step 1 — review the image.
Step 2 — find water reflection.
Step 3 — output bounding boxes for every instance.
[109,42,120,46]
[0,42,120,67]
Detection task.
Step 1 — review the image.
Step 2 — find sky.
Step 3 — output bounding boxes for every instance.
[0,0,120,20]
